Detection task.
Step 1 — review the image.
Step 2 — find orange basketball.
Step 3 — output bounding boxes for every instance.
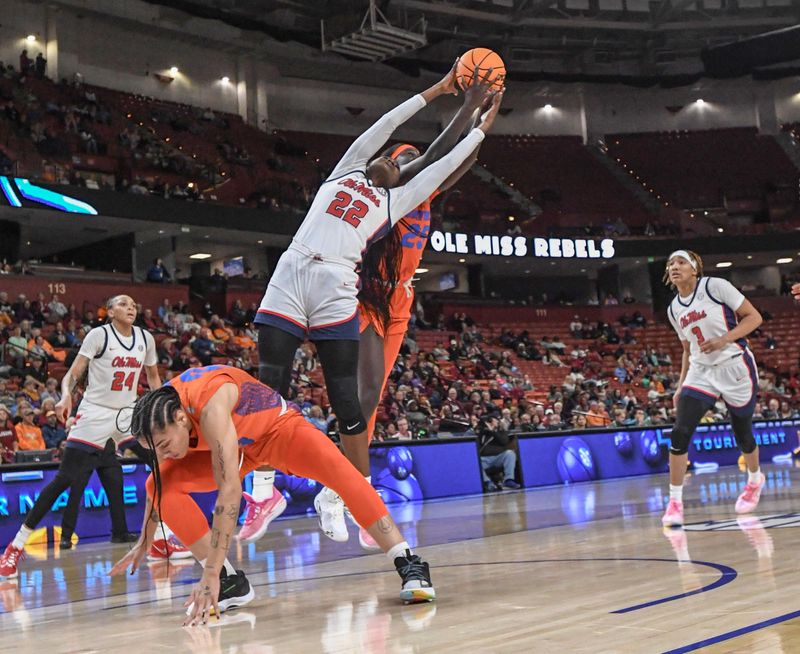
[456,48,506,91]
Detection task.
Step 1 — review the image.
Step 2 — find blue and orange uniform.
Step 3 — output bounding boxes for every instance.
[358,192,437,440]
[145,366,388,546]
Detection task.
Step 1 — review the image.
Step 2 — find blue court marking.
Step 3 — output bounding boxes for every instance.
[96,557,735,614]
[607,558,737,613]
[663,608,800,653]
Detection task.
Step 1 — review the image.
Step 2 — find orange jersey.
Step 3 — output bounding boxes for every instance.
[389,192,436,320]
[168,365,296,451]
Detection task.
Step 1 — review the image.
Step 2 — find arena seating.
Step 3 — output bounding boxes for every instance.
[606,128,799,213]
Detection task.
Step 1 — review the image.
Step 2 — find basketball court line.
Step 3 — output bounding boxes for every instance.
[662,608,800,653]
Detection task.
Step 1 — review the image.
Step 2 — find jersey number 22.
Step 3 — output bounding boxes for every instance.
[325,191,367,228]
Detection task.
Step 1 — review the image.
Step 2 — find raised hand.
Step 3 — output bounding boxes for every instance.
[477,88,505,134]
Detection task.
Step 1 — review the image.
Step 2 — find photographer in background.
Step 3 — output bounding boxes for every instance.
[477,414,520,492]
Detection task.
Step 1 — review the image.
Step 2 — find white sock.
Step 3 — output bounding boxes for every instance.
[252,469,276,501]
[364,475,372,485]
[748,468,762,484]
[386,541,412,562]
[12,525,33,549]
[669,484,683,502]
[199,557,236,576]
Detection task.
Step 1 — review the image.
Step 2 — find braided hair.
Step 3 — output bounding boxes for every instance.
[129,385,183,516]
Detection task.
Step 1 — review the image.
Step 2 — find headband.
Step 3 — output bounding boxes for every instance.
[390,143,416,160]
[668,250,697,271]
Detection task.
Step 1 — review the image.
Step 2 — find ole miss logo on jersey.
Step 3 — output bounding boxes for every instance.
[338,178,382,208]
[112,356,142,369]
[680,309,707,329]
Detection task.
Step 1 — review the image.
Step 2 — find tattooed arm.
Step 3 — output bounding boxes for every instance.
[198,382,242,576]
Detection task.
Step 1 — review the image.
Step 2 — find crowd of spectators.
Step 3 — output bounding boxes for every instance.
[2,280,800,465]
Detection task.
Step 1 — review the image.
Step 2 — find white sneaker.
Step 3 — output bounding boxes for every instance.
[314,487,349,542]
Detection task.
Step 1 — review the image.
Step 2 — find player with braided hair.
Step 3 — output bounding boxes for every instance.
[109,365,436,625]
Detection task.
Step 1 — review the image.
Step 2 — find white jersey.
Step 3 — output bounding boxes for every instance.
[667,276,748,367]
[291,94,485,269]
[77,324,157,409]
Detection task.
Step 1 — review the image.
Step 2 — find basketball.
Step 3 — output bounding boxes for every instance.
[456,47,506,91]
[557,437,597,483]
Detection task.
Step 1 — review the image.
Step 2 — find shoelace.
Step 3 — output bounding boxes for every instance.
[244,503,263,525]
[4,549,23,565]
[396,556,428,584]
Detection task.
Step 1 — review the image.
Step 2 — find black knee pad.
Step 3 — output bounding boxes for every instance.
[326,376,366,435]
[669,424,693,456]
[730,413,757,454]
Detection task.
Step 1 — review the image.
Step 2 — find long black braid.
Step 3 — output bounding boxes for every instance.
[357,227,403,332]
[129,385,183,522]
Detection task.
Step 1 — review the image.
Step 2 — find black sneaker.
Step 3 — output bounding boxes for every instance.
[394,550,436,604]
[60,536,73,549]
[187,569,255,617]
[218,569,255,612]
[110,532,139,544]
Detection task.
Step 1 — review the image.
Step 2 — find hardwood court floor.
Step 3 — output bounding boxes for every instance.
[2,463,800,653]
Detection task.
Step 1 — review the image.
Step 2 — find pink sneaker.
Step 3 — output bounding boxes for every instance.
[0,544,24,579]
[661,498,684,527]
[358,527,382,552]
[237,489,287,543]
[735,474,765,514]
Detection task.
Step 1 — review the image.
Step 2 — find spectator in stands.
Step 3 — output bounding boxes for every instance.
[477,415,519,492]
[47,294,67,320]
[586,400,610,427]
[0,381,14,411]
[40,377,61,404]
[146,258,171,283]
[572,413,588,430]
[306,405,329,434]
[42,410,66,449]
[6,325,28,368]
[395,417,413,441]
[19,50,32,75]
[34,52,46,79]
[0,405,16,463]
[631,408,650,427]
[763,398,780,420]
[780,401,796,420]
[764,332,778,350]
[190,328,216,366]
[569,316,582,337]
[24,357,48,385]
[15,408,45,451]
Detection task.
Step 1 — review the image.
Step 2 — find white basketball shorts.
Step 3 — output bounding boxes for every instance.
[680,348,758,416]
[66,399,135,451]
[254,244,360,341]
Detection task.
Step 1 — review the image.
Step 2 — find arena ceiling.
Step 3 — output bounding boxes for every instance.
[144,0,800,79]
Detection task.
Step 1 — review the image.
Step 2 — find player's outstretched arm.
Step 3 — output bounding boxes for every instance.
[399,68,496,184]
[144,364,162,390]
[328,61,460,179]
[792,282,800,301]
[436,97,492,192]
[55,354,90,423]
[184,382,242,624]
[389,89,504,222]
